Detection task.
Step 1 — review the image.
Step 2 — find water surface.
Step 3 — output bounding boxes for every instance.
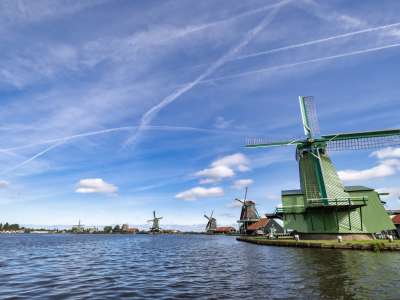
[0,234,399,299]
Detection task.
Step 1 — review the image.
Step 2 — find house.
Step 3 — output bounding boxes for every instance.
[247,217,285,236]
[391,214,400,238]
[214,226,236,234]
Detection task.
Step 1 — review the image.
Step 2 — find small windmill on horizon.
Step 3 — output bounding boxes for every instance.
[204,210,217,233]
[148,211,162,233]
[236,187,260,234]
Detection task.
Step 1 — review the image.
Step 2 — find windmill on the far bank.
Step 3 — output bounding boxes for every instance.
[204,210,217,233]
[148,211,162,233]
[236,187,260,234]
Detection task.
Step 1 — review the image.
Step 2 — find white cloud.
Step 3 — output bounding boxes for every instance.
[76,178,118,194]
[0,180,9,188]
[377,187,400,199]
[175,186,224,201]
[338,159,400,181]
[371,147,400,159]
[196,153,250,184]
[196,165,235,183]
[232,179,254,190]
[211,153,249,170]
[214,116,233,129]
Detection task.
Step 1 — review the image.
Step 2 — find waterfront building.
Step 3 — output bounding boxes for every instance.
[214,227,236,234]
[391,214,400,238]
[246,218,284,236]
[247,96,398,240]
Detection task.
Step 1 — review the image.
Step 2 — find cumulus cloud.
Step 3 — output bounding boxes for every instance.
[371,147,400,159]
[232,179,254,189]
[211,153,249,170]
[76,178,118,194]
[196,153,250,184]
[175,186,224,201]
[338,159,400,181]
[196,165,235,183]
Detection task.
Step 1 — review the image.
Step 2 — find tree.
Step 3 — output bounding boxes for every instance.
[113,225,121,233]
[103,226,113,234]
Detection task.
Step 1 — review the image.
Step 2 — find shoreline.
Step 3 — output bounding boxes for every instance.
[237,236,400,251]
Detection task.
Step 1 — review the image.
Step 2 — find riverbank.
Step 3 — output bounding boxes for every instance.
[237,236,400,251]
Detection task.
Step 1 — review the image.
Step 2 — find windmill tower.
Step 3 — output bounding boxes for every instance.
[148,211,162,233]
[247,96,399,240]
[204,210,217,233]
[236,187,260,234]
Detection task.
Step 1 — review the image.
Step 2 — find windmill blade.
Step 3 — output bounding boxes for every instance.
[153,211,156,218]
[235,198,244,204]
[204,214,210,220]
[323,129,400,151]
[210,210,214,219]
[299,96,321,139]
[246,138,303,148]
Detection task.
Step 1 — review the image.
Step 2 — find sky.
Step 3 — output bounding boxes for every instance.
[0,0,399,228]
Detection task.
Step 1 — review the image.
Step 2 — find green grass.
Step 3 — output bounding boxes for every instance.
[239,236,400,251]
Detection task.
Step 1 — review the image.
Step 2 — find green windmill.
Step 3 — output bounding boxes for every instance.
[247,96,399,240]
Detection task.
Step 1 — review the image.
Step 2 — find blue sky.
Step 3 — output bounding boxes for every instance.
[0,0,399,227]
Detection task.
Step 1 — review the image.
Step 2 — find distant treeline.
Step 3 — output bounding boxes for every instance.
[0,223,21,231]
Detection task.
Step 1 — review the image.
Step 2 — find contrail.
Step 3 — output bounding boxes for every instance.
[1,125,245,152]
[0,124,257,175]
[230,21,400,61]
[124,2,288,146]
[199,42,400,83]
[170,0,291,37]
[0,141,65,175]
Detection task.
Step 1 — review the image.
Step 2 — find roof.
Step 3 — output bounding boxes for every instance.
[282,186,374,196]
[247,218,269,230]
[392,214,400,225]
[214,226,235,232]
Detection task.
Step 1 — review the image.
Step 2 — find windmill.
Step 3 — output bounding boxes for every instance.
[204,210,217,233]
[246,96,398,239]
[148,211,162,233]
[236,187,260,234]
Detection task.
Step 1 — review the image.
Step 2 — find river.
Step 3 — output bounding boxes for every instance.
[0,234,399,299]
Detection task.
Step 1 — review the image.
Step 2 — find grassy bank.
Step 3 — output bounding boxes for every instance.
[237,236,400,251]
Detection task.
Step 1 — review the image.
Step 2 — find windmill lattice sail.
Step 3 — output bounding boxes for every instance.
[245,96,399,239]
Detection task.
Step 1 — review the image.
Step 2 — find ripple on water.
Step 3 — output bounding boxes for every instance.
[0,234,399,299]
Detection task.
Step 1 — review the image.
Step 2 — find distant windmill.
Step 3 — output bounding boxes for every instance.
[148,211,162,233]
[246,96,399,239]
[204,210,217,233]
[236,187,260,234]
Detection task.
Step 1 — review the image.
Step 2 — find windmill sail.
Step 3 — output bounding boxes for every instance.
[324,129,400,151]
[299,96,320,139]
[246,95,397,238]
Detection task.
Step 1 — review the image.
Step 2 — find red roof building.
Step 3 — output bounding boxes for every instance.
[392,214,400,225]
[247,218,269,231]
[214,226,236,234]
